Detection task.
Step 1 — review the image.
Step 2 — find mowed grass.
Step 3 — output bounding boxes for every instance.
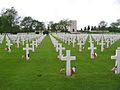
[0,35,120,90]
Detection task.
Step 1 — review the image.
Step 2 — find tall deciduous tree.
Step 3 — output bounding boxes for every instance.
[0,7,20,33]
[58,19,69,32]
[110,22,119,28]
[20,16,33,32]
[32,20,45,32]
[98,21,107,30]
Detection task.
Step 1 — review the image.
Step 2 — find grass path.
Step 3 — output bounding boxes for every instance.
[0,35,120,90]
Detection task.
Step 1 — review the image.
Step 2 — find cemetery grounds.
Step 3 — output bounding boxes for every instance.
[0,33,120,90]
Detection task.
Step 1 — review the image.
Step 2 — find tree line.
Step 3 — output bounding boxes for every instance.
[0,7,70,33]
[80,20,120,32]
[0,7,120,33]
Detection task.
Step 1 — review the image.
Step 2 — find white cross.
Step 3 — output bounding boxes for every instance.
[56,42,59,52]
[71,38,76,48]
[16,38,20,48]
[111,48,120,74]
[96,38,100,45]
[6,40,13,52]
[67,37,71,45]
[88,43,97,59]
[57,43,65,59]
[106,39,110,48]
[34,39,38,48]
[26,38,29,44]
[99,36,105,52]
[61,50,76,76]
[89,35,93,45]
[30,41,36,52]
[77,40,84,52]
[21,38,25,46]
[23,44,32,60]
[65,37,67,43]
[0,35,4,44]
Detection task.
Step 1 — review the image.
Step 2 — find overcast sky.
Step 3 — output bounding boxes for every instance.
[0,0,120,29]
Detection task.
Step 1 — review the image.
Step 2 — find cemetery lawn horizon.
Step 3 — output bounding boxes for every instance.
[0,35,120,90]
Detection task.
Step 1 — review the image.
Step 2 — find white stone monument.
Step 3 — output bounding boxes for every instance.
[61,50,76,76]
[68,20,77,33]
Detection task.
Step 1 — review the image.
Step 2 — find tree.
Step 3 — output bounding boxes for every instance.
[48,21,59,32]
[84,27,87,31]
[0,15,10,33]
[80,28,83,31]
[91,26,94,31]
[98,21,108,30]
[32,20,45,32]
[58,19,69,32]
[20,16,33,32]
[87,25,90,31]
[1,7,20,33]
[110,22,119,28]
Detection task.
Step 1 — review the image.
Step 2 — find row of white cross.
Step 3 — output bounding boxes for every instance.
[23,35,46,60]
[5,34,42,50]
[53,33,97,59]
[92,34,120,52]
[52,33,120,74]
[1,33,120,75]
[0,35,4,44]
[53,33,120,52]
[50,34,76,76]
[52,33,87,52]
[4,34,46,60]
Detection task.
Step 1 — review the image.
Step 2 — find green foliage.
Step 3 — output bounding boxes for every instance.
[48,19,69,32]
[20,17,45,32]
[0,7,20,33]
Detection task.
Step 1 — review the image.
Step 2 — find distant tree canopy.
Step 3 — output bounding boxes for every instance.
[20,17,45,32]
[0,7,46,33]
[0,7,120,33]
[0,7,20,33]
[48,19,69,32]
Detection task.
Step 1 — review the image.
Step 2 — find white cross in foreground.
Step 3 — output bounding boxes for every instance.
[111,48,120,74]
[61,50,76,76]
[23,44,32,60]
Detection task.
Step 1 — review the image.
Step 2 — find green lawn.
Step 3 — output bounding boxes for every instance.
[0,35,120,90]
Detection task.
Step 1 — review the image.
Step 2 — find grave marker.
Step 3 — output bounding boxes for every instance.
[57,43,65,59]
[23,44,32,60]
[61,50,76,76]
[111,48,120,74]
[88,43,97,59]
[6,40,13,52]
